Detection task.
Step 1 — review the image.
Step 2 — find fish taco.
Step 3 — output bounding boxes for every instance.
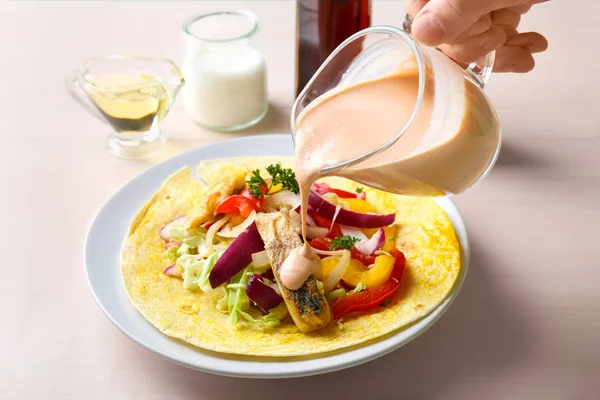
[120,157,460,356]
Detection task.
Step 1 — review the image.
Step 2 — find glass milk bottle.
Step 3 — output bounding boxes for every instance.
[181,11,268,131]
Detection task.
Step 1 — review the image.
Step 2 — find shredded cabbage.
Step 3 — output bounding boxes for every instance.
[178,254,203,290]
[177,248,223,291]
[240,302,289,329]
[228,266,253,324]
[183,234,205,249]
[168,226,206,242]
[194,252,221,293]
[164,246,179,262]
[177,243,192,257]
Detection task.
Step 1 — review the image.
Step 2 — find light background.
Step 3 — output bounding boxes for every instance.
[1,1,599,399]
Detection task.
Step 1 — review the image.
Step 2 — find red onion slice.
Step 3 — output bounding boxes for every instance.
[308,192,395,228]
[159,215,186,242]
[246,274,283,313]
[355,228,386,255]
[163,264,181,277]
[209,222,265,288]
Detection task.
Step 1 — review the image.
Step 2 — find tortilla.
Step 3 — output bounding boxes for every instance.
[121,157,460,356]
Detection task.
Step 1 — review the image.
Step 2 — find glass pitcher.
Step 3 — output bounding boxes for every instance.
[291,25,501,197]
[66,56,184,159]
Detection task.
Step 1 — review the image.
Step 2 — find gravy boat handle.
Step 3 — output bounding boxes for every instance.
[65,69,106,123]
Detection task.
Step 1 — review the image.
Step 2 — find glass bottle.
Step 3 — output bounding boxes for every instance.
[296,0,371,96]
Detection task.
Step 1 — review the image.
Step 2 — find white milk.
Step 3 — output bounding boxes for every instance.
[181,11,268,130]
[182,44,267,130]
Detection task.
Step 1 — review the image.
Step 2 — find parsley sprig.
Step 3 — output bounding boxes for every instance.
[247,163,300,198]
[330,236,360,250]
[355,187,364,194]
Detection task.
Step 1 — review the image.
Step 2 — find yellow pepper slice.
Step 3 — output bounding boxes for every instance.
[267,183,283,194]
[382,225,398,251]
[342,254,395,289]
[321,256,341,279]
[340,198,376,214]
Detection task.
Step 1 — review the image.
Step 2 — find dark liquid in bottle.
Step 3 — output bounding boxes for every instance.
[296,0,371,97]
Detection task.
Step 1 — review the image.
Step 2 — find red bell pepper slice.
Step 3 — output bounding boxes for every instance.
[241,188,264,209]
[214,194,259,218]
[308,211,342,238]
[331,248,406,319]
[312,182,366,200]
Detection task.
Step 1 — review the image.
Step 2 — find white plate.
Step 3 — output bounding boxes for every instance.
[85,134,469,379]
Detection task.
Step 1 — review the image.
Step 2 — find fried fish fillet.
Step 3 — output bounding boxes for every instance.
[185,172,247,229]
[255,212,332,333]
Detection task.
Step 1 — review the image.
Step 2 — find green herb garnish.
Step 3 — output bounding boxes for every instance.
[355,187,364,194]
[326,288,347,302]
[351,282,367,294]
[331,235,360,250]
[247,162,299,198]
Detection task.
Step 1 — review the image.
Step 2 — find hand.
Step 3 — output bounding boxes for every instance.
[406,0,549,72]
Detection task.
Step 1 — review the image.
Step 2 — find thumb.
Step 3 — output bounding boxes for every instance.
[411,0,520,46]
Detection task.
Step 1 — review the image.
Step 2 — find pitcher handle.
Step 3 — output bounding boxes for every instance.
[65,69,106,122]
[403,14,495,88]
[465,51,495,88]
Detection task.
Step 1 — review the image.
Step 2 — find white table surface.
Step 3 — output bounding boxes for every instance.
[1,1,599,399]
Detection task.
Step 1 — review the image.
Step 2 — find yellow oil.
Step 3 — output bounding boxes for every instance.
[85,73,171,133]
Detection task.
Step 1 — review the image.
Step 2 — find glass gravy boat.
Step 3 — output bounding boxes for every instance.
[292,26,501,197]
[66,56,184,159]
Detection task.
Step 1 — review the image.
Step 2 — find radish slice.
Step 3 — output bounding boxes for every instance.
[322,249,351,292]
[355,228,386,255]
[165,241,181,249]
[209,222,265,288]
[159,215,186,241]
[163,264,181,277]
[308,192,394,228]
[357,192,366,200]
[340,225,368,241]
[246,274,283,313]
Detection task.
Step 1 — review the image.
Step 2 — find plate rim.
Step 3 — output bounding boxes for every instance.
[84,133,470,379]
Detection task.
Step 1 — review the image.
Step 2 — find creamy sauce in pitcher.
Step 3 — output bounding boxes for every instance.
[280,55,500,290]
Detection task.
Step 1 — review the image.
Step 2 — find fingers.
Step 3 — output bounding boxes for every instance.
[493,46,536,72]
[410,0,526,45]
[491,8,521,28]
[508,0,549,14]
[505,31,548,53]
[406,0,429,18]
[448,14,493,44]
[439,26,507,65]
